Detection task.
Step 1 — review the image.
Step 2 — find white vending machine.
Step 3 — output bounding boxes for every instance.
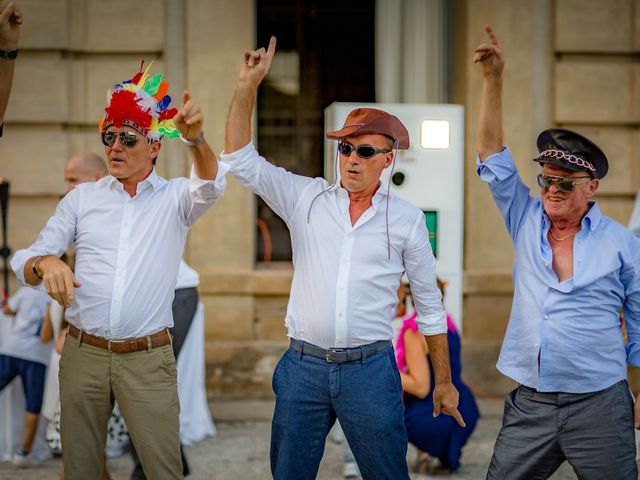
[324,102,465,327]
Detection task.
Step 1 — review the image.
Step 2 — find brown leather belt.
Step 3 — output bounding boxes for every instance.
[67,324,172,353]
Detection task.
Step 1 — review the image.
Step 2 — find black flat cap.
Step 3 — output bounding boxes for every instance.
[534,128,608,179]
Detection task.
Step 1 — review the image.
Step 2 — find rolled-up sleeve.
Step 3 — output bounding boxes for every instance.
[404,212,447,336]
[477,147,535,241]
[221,141,313,223]
[180,161,228,226]
[624,242,640,367]
[11,192,78,286]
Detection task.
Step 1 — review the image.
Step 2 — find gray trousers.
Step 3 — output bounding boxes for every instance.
[487,380,637,480]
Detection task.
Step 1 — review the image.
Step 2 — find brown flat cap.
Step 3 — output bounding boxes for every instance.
[326,108,410,149]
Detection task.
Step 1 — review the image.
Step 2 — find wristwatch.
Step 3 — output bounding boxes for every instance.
[0,50,18,60]
[180,131,204,146]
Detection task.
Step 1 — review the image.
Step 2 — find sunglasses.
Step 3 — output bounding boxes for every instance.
[536,173,591,193]
[338,141,391,159]
[101,130,146,148]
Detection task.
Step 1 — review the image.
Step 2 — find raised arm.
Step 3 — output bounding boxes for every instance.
[0,2,22,127]
[225,36,276,153]
[173,91,218,180]
[474,25,505,161]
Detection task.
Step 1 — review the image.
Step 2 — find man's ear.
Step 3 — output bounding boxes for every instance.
[150,140,162,159]
[587,178,600,198]
[383,151,394,168]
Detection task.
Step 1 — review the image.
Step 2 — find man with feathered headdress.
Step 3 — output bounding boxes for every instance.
[11,62,228,479]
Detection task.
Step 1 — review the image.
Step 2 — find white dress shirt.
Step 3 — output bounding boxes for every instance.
[0,286,52,365]
[176,259,199,290]
[11,166,227,340]
[221,142,445,349]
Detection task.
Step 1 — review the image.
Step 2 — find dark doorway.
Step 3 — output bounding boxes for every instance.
[255,0,376,263]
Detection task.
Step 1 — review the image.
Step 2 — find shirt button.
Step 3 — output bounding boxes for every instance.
[544,314,549,320]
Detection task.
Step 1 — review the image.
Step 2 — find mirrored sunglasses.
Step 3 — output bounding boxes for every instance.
[101,130,145,148]
[536,173,591,193]
[338,141,391,159]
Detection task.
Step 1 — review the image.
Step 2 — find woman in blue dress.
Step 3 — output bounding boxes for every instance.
[396,279,480,473]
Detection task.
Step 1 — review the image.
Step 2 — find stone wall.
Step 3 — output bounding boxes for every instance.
[3,0,639,399]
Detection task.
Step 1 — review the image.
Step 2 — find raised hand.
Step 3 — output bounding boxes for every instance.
[0,2,22,50]
[238,36,277,91]
[473,25,504,79]
[174,91,203,141]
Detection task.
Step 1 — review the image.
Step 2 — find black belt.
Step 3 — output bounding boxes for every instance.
[289,338,391,364]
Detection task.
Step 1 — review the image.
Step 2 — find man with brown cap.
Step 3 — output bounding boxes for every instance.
[221,37,463,480]
[475,26,640,479]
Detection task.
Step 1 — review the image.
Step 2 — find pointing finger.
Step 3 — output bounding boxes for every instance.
[449,407,466,427]
[266,36,277,60]
[485,25,501,47]
[182,90,190,107]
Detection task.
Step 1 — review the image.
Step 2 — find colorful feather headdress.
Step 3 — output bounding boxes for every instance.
[99,61,179,141]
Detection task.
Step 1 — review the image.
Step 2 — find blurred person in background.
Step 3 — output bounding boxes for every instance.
[40,152,113,479]
[398,277,479,475]
[0,282,51,466]
[342,277,479,478]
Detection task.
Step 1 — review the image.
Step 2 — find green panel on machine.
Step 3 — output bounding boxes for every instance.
[423,210,438,257]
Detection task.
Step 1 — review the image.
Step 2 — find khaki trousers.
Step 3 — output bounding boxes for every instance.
[59,333,182,480]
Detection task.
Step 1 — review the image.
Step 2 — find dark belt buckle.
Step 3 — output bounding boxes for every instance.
[326,348,344,363]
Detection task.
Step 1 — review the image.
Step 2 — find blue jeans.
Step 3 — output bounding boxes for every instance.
[270,343,409,480]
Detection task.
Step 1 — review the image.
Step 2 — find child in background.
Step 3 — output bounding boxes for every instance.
[0,285,52,466]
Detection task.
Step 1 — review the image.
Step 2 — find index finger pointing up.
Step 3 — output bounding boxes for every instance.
[484,24,501,47]
[266,36,277,60]
[182,90,191,106]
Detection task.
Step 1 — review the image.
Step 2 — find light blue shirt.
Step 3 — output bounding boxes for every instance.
[629,193,640,237]
[478,148,640,393]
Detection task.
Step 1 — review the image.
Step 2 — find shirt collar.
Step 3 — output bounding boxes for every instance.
[106,168,159,193]
[137,168,159,192]
[582,201,602,231]
[332,180,390,199]
[543,200,601,232]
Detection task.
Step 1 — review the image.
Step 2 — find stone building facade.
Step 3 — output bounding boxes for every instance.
[2,0,639,398]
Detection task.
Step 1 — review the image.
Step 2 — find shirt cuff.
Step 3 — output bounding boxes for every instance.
[219,141,255,161]
[415,310,447,336]
[188,161,229,195]
[10,249,33,286]
[627,342,640,368]
[476,146,517,183]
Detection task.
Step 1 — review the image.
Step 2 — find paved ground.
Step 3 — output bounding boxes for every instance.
[0,398,596,479]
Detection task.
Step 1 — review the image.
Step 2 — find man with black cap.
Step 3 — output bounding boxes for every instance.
[474,25,640,479]
[221,37,463,480]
